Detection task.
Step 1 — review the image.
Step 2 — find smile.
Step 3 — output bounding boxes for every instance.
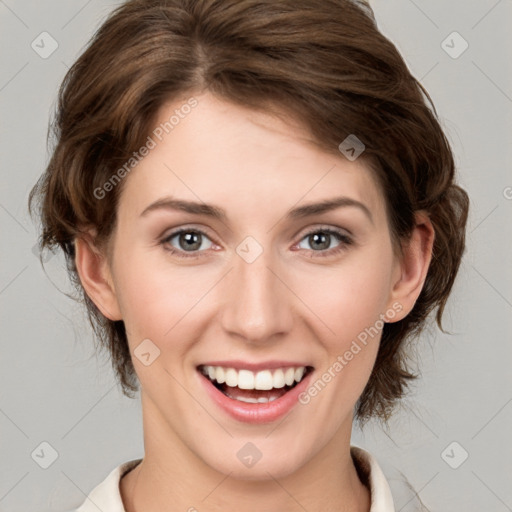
[197,364,315,423]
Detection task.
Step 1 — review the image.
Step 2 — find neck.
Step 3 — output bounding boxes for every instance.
[120,395,370,512]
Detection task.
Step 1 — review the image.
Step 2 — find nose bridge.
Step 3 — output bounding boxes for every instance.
[220,239,291,342]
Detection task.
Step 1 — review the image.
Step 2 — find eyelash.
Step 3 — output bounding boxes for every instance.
[160,226,353,259]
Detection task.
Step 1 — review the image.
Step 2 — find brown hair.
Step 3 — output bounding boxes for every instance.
[29,0,469,426]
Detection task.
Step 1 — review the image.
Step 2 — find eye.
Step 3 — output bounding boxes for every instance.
[296,227,353,257]
[160,225,354,260]
[161,228,215,258]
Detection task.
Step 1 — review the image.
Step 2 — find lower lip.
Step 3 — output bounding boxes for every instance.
[198,369,314,424]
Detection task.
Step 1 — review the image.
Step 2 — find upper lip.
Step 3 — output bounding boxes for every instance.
[198,360,314,372]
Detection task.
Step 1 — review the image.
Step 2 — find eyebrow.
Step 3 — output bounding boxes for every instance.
[140,195,374,224]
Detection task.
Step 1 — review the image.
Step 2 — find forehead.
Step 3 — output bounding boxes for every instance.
[117,92,385,221]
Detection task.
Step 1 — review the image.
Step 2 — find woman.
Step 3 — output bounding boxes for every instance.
[29,0,469,510]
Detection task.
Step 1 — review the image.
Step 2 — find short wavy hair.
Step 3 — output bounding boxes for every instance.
[29,0,469,426]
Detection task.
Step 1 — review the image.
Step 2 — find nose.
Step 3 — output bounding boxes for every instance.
[219,244,293,345]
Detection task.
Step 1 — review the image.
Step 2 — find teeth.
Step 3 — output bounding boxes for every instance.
[225,368,238,387]
[284,368,295,386]
[294,367,305,382]
[238,369,254,389]
[200,365,309,390]
[254,370,273,390]
[224,394,279,404]
[215,367,225,384]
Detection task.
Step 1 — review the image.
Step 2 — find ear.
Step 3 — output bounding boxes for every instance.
[74,231,122,321]
[385,211,435,322]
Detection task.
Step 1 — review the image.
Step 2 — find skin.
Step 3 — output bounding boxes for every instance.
[75,91,434,512]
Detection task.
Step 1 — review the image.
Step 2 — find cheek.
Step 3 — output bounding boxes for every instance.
[296,253,393,336]
[113,249,215,341]
[298,260,390,406]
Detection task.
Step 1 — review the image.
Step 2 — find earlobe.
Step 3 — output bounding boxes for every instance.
[74,233,122,321]
[385,211,435,323]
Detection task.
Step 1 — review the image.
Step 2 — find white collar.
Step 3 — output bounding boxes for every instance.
[75,445,395,511]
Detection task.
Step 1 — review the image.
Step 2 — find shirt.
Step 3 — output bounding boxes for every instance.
[72,445,395,511]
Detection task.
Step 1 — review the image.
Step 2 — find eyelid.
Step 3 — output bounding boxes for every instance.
[160,223,216,242]
[297,224,352,239]
[161,223,351,243]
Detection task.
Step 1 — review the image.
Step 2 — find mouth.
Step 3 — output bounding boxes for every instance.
[197,364,315,404]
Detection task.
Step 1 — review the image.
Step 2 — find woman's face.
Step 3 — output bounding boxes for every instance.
[102,91,405,478]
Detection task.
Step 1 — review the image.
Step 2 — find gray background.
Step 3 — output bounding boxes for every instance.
[1,1,511,511]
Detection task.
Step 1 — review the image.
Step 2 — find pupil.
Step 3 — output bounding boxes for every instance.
[181,232,201,251]
[310,232,329,250]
